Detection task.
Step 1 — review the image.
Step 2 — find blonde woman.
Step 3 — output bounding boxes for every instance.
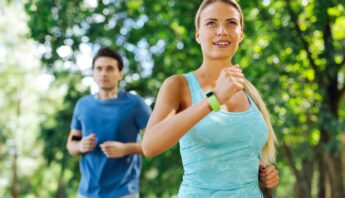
[142,0,279,197]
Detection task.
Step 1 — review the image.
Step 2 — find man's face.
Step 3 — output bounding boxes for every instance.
[93,57,122,90]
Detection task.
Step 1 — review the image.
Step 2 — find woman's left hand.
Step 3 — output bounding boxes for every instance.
[259,165,279,188]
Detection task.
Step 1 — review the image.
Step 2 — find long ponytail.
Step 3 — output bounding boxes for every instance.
[244,79,277,164]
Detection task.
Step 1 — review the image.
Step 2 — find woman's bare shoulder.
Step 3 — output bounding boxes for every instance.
[163,74,188,88]
[157,74,190,110]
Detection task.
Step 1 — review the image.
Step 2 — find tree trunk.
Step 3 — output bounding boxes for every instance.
[341,133,345,191]
[321,78,345,197]
[324,152,345,198]
[282,142,313,197]
[55,159,67,198]
[318,128,345,198]
[11,153,19,198]
[294,158,313,198]
[318,147,326,198]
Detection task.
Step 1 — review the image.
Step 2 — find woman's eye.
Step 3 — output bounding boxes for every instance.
[228,21,237,26]
[206,21,216,26]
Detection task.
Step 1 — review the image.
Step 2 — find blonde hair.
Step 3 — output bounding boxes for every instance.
[244,80,278,164]
[195,0,277,164]
[195,0,244,30]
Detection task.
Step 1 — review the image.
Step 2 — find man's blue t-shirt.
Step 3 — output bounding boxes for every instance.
[71,90,151,198]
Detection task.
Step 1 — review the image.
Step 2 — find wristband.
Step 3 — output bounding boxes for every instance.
[72,135,82,141]
[206,91,221,111]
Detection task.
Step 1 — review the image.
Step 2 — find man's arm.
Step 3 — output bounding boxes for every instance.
[100,142,143,158]
[100,129,145,158]
[66,129,82,156]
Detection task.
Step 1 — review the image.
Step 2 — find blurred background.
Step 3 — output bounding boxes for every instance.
[0,0,344,197]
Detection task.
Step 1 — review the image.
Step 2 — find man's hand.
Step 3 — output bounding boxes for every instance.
[100,141,129,158]
[79,133,97,153]
[259,165,279,188]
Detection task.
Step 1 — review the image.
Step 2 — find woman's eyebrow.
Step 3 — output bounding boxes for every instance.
[204,18,239,21]
[204,18,217,21]
[226,18,239,21]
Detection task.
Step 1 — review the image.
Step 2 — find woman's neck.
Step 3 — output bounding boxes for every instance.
[197,59,233,81]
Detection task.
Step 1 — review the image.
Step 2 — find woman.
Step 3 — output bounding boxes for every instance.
[142,0,278,197]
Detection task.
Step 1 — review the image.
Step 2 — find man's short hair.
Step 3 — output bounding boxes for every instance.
[92,47,124,71]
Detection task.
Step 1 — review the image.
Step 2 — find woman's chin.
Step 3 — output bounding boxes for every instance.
[206,53,233,60]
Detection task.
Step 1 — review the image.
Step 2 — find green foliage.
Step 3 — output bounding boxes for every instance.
[0,0,45,197]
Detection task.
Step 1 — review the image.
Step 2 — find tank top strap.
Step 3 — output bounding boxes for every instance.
[244,91,258,110]
[183,72,206,105]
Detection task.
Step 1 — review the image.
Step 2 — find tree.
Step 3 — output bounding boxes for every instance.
[0,0,45,197]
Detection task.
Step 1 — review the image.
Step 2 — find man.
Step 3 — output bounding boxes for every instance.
[66,47,151,198]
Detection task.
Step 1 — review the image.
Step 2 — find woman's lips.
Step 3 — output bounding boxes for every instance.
[213,40,231,48]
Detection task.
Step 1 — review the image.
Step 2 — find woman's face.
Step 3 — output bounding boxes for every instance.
[196,2,243,61]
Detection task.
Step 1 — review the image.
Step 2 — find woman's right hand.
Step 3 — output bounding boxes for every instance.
[214,64,245,104]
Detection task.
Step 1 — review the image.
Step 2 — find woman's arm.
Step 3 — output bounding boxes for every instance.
[142,67,245,157]
[142,75,212,157]
[142,66,244,157]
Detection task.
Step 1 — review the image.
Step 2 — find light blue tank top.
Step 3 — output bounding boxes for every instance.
[178,73,268,198]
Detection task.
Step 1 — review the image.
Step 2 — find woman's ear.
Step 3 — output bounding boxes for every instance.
[195,29,200,44]
[240,29,244,43]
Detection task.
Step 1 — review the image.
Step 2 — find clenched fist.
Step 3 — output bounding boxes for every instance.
[259,165,279,188]
[214,64,245,105]
[79,133,97,153]
[100,141,129,158]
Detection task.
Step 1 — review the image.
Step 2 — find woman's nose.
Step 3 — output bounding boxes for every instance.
[216,25,228,36]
